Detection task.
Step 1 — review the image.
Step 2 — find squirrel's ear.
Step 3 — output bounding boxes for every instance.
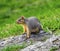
[21,16,24,19]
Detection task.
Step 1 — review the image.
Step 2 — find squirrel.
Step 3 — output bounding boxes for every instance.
[16,16,43,39]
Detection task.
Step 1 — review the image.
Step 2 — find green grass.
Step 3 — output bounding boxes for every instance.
[1,41,32,51]
[2,44,26,51]
[0,0,60,39]
[50,46,59,51]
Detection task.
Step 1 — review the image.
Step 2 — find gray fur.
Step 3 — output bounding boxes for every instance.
[25,17,42,31]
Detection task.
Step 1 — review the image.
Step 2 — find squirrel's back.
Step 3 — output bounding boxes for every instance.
[26,17,42,31]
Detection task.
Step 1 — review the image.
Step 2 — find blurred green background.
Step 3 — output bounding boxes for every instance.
[0,0,60,39]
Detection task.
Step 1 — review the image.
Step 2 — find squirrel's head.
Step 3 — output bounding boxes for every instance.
[16,16,25,24]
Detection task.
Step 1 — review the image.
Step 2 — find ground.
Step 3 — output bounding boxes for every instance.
[0,31,60,51]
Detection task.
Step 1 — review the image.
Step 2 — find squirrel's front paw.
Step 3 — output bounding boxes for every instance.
[25,36,30,40]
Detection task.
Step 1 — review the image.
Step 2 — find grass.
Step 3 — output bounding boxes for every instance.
[0,23,23,39]
[1,41,33,51]
[50,46,59,51]
[2,44,26,51]
[2,45,23,51]
[0,0,60,38]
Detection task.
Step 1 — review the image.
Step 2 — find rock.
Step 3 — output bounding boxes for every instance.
[0,31,57,51]
[21,35,60,51]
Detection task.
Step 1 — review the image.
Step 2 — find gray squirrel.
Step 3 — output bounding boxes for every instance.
[16,16,43,39]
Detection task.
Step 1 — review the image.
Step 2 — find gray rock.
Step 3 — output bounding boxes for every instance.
[21,35,60,51]
[0,31,56,51]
